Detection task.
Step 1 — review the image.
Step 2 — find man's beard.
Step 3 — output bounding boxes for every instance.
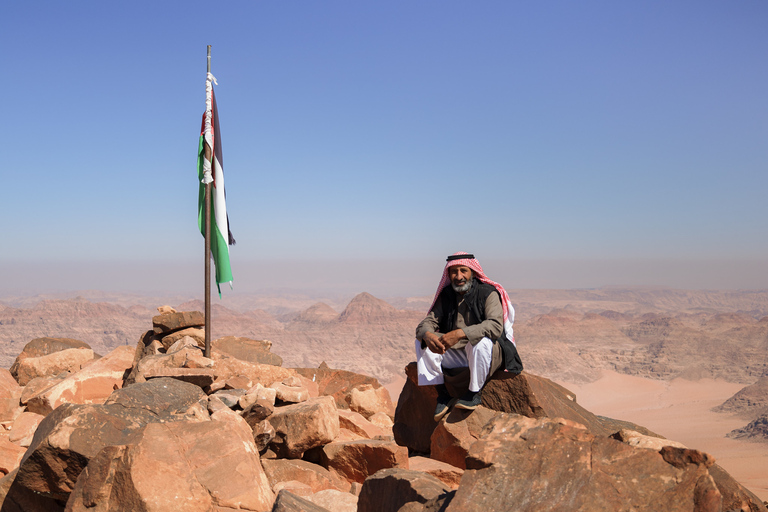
[451,279,472,293]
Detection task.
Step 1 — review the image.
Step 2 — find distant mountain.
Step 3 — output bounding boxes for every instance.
[714,375,768,420]
[2,288,768,386]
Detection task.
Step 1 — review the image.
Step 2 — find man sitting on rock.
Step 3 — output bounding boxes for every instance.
[415,252,523,420]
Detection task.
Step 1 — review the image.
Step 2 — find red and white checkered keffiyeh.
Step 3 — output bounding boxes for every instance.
[428,252,515,345]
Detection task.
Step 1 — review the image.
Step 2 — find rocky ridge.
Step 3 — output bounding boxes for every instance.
[0,307,764,511]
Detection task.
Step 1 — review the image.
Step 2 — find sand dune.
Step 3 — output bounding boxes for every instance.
[559,371,768,501]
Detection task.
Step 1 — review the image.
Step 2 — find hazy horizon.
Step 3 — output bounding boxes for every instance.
[2,257,766,302]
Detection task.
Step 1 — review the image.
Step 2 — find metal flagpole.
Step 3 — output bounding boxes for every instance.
[204,45,212,358]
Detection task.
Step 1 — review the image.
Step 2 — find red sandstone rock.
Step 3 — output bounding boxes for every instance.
[444,414,723,512]
[347,384,395,419]
[211,355,297,387]
[19,375,65,407]
[151,310,204,335]
[158,326,205,350]
[408,456,463,490]
[65,419,275,511]
[0,370,22,423]
[613,428,687,450]
[8,412,45,447]
[16,378,209,501]
[0,468,63,512]
[143,367,217,388]
[273,480,314,497]
[261,458,351,494]
[0,436,26,476]
[337,409,389,440]
[24,345,135,415]
[15,348,94,387]
[393,363,441,453]
[394,363,615,454]
[356,468,451,512]
[293,366,389,412]
[271,489,329,512]
[268,396,340,459]
[271,380,310,403]
[430,406,499,470]
[320,439,409,484]
[305,488,358,512]
[212,335,283,367]
[10,337,92,381]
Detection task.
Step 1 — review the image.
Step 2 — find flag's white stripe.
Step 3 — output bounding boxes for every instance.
[202,73,218,185]
[212,154,229,244]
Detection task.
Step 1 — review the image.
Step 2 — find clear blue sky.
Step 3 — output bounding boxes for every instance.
[2,1,766,296]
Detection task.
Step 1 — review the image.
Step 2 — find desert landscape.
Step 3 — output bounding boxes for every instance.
[1,287,767,504]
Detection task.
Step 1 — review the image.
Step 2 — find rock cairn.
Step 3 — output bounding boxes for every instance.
[0,307,762,512]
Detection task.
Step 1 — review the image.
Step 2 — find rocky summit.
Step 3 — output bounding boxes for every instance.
[0,307,764,511]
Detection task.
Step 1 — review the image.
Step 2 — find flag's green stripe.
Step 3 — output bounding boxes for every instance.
[197,135,233,286]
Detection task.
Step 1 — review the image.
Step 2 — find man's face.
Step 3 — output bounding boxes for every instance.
[449,265,473,294]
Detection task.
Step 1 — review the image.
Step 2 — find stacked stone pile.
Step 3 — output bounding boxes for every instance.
[0,307,763,511]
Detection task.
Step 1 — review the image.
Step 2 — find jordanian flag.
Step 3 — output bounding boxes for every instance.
[198,73,235,294]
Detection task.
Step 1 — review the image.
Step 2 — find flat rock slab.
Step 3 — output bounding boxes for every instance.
[212,336,283,367]
[142,367,217,388]
[152,311,204,335]
[104,377,208,418]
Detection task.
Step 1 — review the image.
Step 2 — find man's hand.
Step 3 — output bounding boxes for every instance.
[439,329,466,349]
[423,331,445,354]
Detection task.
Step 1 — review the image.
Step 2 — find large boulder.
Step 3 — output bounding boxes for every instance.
[10,338,92,381]
[443,414,724,512]
[393,364,439,454]
[65,419,275,512]
[15,348,94,387]
[24,346,135,416]
[15,378,208,501]
[357,468,451,512]
[429,406,498,470]
[267,396,340,459]
[482,370,614,435]
[394,363,616,454]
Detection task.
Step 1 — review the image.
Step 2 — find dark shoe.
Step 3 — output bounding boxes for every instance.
[433,385,457,421]
[455,390,482,410]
